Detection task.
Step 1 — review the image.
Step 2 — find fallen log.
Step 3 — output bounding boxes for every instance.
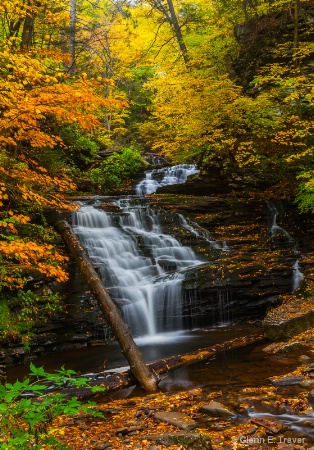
[149,333,265,375]
[56,220,159,393]
[62,333,265,399]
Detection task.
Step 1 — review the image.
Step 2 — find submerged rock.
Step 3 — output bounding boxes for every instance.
[199,400,236,418]
[146,431,212,449]
[269,375,306,386]
[154,411,197,431]
[251,416,284,433]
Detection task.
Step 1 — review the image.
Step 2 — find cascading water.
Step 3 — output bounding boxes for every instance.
[267,202,304,294]
[178,214,229,252]
[72,198,204,341]
[292,260,303,293]
[267,202,294,247]
[136,164,199,195]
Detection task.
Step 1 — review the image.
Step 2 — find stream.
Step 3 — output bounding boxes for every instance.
[6,164,314,445]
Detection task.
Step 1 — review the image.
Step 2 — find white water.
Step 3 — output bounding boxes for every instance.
[267,202,304,293]
[178,214,229,252]
[267,202,294,244]
[136,164,199,195]
[72,199,204,339]
[248,411,314,439]
[292,260,303,293]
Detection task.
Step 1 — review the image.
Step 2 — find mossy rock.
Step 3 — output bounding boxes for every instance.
[263,302,314,341]
[150,432,212,449]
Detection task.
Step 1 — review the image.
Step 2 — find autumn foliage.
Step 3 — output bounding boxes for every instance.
[0,2,128,305]
[1,0,314,330]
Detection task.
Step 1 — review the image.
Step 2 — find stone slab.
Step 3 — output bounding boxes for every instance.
[154,411,197,430]
[199,400,236,417]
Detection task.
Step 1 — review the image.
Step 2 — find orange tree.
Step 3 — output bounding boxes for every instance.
[0,1,129,340]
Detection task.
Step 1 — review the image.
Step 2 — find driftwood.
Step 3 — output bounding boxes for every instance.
[63,333,265,399]
[56,220,159,393]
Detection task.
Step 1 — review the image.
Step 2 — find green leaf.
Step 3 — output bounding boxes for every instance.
[29,363,47,377]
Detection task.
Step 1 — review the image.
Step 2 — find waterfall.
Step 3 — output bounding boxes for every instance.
[267,202,294,247]
[217,287,231,326]
[72,199,204,340]
[178,214,229,251]
[267,202,303,294]
[292,260,303,293]
[136,164,199,195]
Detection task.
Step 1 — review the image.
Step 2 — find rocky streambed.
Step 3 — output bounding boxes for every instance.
[2,168,314,364]
[2,166,314,448]
[51,347,314,450]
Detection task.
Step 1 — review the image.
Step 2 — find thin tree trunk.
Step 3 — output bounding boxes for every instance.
[166,0,189,65]
[69,0,76,74]
[9,18,23,39]
[293,0,300,69]
[56,220,159,393]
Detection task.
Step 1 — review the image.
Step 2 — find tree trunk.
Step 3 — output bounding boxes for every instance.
[166,0,189,65]
[59,333,265,399]
[56,220,159,393]
[293,0,300,69]
[69,0,76,74]
[9,18,24,39]
[21,3,36,49]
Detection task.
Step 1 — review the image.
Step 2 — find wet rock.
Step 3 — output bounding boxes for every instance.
[9,347,26,356]
[156,259,177,272]
[251,416,283,433]
[64,332,93,342]
[277,444,295,450]
[300,379,314,387]
[144,431,212,449]
[136,408,155,418]
[302,364,314,374]
[263,341,307,354]
[309,389,314,403]
[299,354,311,362]
[97,202,121,212]
[269,375,306,386]
[44,208,71,224]
[89,340,108,346]
[116,425,143,436]
[98,408,122,414]
[30,332,60,346]
[60,343,88,350]
[154,411,197,430]
[188,388,202,397]
[93,443,113,450]
[199,400,236,418]
[263,295,314,341]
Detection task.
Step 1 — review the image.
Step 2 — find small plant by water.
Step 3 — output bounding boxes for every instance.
[0,363,104,449]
